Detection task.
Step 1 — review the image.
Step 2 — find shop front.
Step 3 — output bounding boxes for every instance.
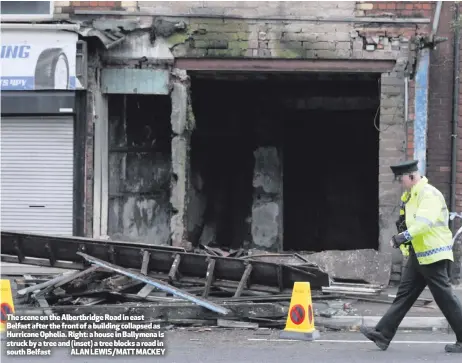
[0,25,85,236]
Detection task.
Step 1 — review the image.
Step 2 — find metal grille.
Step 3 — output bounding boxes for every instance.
[1,116,74,235]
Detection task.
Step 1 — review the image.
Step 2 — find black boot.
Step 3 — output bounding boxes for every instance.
[445,342,462,353]
[360,326,390,351]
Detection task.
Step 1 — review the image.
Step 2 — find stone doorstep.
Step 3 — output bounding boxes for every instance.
[316,316,451,332]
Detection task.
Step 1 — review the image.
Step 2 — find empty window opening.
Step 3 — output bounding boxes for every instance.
[189,72,380,252]
[107,94,172,244]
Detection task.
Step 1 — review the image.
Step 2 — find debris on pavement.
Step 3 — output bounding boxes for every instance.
[1,230,434,330]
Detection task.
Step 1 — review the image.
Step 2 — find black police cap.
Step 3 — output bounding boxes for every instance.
[390,160,419,176]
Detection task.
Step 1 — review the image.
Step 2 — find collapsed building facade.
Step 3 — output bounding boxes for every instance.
[2,1,462,285]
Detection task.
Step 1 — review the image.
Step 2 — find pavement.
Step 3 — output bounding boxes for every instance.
[1,329,461,362]
[310,286,462,332]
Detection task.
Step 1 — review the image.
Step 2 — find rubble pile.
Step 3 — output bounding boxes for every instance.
[2,231,433,329]
[11,269,392,329]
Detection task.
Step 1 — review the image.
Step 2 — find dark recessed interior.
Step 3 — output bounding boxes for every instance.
[189,72,381,252]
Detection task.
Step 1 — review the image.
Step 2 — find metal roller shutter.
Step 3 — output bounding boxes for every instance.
[1,116,74,235]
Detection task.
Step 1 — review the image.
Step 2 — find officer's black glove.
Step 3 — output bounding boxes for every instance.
[395,215,407,233]
[391,232,410,248]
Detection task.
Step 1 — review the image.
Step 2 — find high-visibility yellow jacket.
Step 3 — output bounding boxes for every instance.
[399,191,411,257]
[401,176,453,265]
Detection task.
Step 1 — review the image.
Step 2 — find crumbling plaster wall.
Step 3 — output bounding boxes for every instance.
[170,69,195,249]
[164,18,412,60]
[154,18,416,260]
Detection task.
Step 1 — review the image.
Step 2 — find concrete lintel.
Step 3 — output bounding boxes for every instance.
[174,59,396,73]
[73,10,431,24]
[101,68,170,95]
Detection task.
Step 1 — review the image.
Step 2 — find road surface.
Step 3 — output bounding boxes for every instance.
[1,328,460,362]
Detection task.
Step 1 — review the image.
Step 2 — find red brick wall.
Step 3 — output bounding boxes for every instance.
[427,2,454,204]
[70,1,122,9]
[359,1,451,205]
[356,1,434,36]
[407,80,415,160]
[357,1,434,17]
[69,1,121,10]
[356,1,431,167]
[456,22,462,282]
[456,24,462,213]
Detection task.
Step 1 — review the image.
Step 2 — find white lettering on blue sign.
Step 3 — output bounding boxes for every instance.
[0,77,34,90]
[1,45,31,59]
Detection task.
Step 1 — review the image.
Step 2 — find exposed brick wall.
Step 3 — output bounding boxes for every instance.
[138,1,357,17]
[453,4,462,284]
[406,121,414,159]
[54,1,125,14]
[427,2,454,204]
[356,1,434,18]
[70,1,121,9]
[407,78,415,161]
[457,15,462,216]
[56,1,438,19]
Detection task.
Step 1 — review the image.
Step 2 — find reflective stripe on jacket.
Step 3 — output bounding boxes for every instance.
[399,191,410,257]
[405,176,453,264]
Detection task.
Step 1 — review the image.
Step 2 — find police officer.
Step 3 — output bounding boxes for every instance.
[360,160,462,353]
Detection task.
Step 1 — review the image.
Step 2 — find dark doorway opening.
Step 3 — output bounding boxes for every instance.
[189,72,380,252]
[107,94,172,244]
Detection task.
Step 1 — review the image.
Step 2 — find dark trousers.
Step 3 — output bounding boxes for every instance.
[375,250,462,342]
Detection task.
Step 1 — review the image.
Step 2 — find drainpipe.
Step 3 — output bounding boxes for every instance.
[450,2,461,232]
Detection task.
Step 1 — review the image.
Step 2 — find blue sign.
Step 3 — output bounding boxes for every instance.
[1,29,78,91]
[0,76,76,91]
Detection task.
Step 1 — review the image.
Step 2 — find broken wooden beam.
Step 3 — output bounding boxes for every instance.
[17,270,78,296]
[54,265,101,288]
[137,284,155,298]
[145,272,289,294]
[140,250,151,275]
[202,258,216,298]
[137,250,155,298]
[77,252,231,315]
[31,294,53,316]
[169,254,181,281]
[234,263,253,298]
[45,243,56,266]
[2,231,329,292]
